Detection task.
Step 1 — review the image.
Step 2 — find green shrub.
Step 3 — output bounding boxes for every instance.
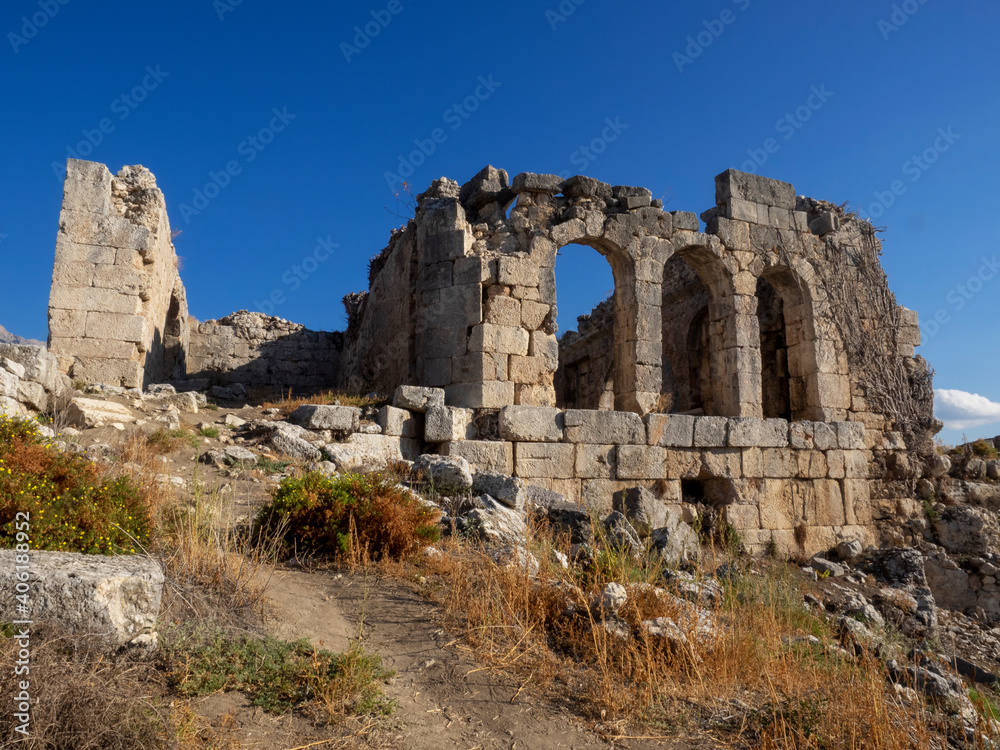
[972,439,998,460]
[166,627,394,717]
[254,471,440,560]
[0,414,151,554]
[198,426,220,439]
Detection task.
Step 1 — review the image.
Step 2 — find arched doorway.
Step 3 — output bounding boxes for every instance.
[756,275,792,420]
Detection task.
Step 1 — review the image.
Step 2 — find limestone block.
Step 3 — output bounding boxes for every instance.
[723,503,761,531]
[48,308,87,339]
[53,237,118,266]
[91,265,145,295]
[508,356,551,384]
[514,442,575,479]
[806,480,846,527]
[529,331,559,368]
[327,433,408,469]
[497,256,539,287]
[290,404,360,432]
[617,445,666,480]
[836,421,866,450]
[728,418,789,448]
[484,295,521,327]
[423,358,451,387]
[511,172,562,193]
[827,450,845,479]
[498,405,563,442]
[664,449,701,479]
[425,405,476,443]
[716,169,796,210]
[575,444,616,479]
[694,416,728,447]
[442,440,513,475]
[50,285,142,315]
[17,381,46,412]
[710,216,750,252]
[515,384,556,407]
[49,337,138,361]
[798,451,828,479]
[789,422,814,449]
[84,311,148,344]
[144,392,199,414]
[453,256,488,285]
[644,413,695,447]
[421,229,468,264]
[468,323,530,356]
[843,479,873,525]
[742,447,764,478]
[71,359,142,388]
[63,159,112,214]
[422,326,466,360]
[425,282,482,329]
[393,385,445,413]
[701,449,742,479]
[520,300,550,330]
[445,381,515,409]
[564,409,645,445]
[812,422,838,450]
[762,448,796,478]
[377,406,419,438]
[453,352,507,383]
[758,479,795,530]
[64,397,134,428]
[843,450,869,479]
[0,548,162,648]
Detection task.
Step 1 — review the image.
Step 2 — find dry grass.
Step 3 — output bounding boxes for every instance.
[417,519,950,747]
[260,389,388,419]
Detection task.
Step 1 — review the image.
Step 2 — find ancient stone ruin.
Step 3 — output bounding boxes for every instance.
[33,158,941,557]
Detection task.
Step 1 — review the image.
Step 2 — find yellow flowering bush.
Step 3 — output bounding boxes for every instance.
[0,415,150,555]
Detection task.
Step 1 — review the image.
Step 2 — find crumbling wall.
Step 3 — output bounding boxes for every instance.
[48,159,189,388]
[553,298,614,409]
[186,311,341,391]
[339,225,419,393]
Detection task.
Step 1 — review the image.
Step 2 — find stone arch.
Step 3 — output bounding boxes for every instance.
[756,261,850,421]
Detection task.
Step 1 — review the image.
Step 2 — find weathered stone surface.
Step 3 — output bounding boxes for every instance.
[65,397,133,428]
[464,496,527,547]
[694,417,728,447]
[144,391,199,414]
[515,442,575,479]
[472,472,527,512]
[0,549,162,648]
[290,404,361,432]
[612,487,668,538]
[603,512,642,558]
[575,444,616,479]
[543,502,593,544]
[394,385,445,413]
[728,418,789,448]
[564,409,644,444]
[414,454,473,492]
[377,406,418,438]
[645,414,695,447]
[498,406,564,442]
[424,405,476,443]
[617,445,666,480]
[442,440,514,475]
[836,421,866,450]
[650,511,700,566]
[323,434,408,472]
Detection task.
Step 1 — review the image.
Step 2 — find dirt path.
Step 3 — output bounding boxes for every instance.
[264,568,687,750]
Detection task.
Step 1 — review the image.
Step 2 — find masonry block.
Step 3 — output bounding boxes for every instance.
[617,445,666,480]
[377,406,419,438]
[694,416,728,447]
[498,405,564,442]
[425,405,476,442]
[442,440,513,475]
[728,417,789,448]
[645,413,695,447]
[564,409,645,444]
[469,324,530,356]
[575,444,616,479]
[836,421,866,450]
[515,442,575,479]
[446,381,515,409]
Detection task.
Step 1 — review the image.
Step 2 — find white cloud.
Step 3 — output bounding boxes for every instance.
[935,389,1000,431]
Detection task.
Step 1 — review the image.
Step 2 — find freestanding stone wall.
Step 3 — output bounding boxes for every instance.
[48,159,189,388]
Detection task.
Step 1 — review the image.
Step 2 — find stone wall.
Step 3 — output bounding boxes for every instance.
[186,311,342,391]
[0,344,68,416]
[554,298,615,410]
[48,159,189,388]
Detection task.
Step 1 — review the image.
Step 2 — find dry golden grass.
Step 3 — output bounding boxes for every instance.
[416,519,952,748]
[260,388,388,419]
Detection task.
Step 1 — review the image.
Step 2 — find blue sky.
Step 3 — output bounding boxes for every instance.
[0,0,997,444]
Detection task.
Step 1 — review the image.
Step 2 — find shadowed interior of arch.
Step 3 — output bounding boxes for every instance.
[661,253,712,415]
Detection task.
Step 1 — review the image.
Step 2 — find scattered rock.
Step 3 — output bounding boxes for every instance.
[612,487,668,538]
[603,512,642,559]
[472,471,527,512]
[65,397,134,428]
[414,454,473,492]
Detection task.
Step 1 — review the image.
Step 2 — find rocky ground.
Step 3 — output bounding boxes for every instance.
[17,382,1000,747]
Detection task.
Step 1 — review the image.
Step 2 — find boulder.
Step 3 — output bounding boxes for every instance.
[393,385,445,413]
[613,487,668,538]
[289,404,361,432]
[603,511,642,558]
[65,397,134,428]
[414,454,473,492]
[599,582,628,615]
[472,471,527,512]
[266,424,322,461]
[650,512,700,566]
[0,549,163,649]
[463,496,527,546]
[544,502,594,544]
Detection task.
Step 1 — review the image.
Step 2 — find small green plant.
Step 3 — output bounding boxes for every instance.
[765,536,779,558]
[969,687,1000,722]
[147,428,199,454]
[198,426,220,439]
[255,456,292,474]
[922,498,939,521]
[254,471,441,560]
[201,402,220,411]
[165,627,394,718]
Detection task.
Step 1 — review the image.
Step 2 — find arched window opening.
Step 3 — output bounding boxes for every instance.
[553,243,616,409]
[662,254,712,414]
[756,276,792,420]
